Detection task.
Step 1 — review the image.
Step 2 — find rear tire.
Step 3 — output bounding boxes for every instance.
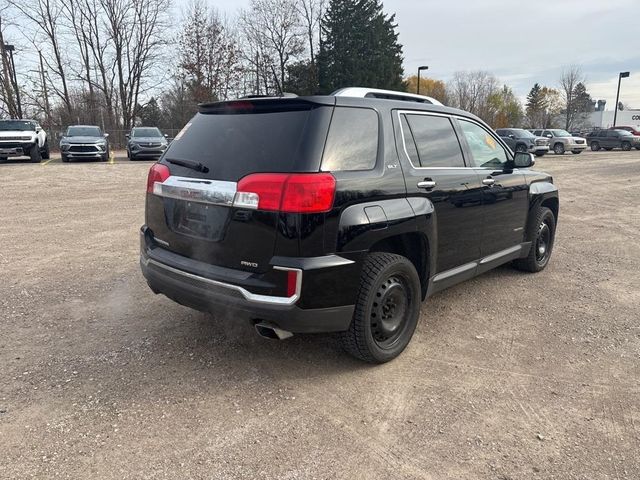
[29,145,42,163]
[591,142,600,151]
[553,143,565,155]
[513,207,556,273]
[622,142,631,151]
[340,252,421,364]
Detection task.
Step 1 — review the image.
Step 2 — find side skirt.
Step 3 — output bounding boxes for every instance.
[427,242,531,296]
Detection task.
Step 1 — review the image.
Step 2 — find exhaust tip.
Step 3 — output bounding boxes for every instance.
[254,322,293,340]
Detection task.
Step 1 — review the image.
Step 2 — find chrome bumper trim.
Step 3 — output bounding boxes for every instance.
[141,256,302,306]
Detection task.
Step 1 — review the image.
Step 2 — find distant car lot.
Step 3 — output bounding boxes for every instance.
[1,149,639,478]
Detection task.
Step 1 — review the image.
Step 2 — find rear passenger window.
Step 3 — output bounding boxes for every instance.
[321,107,378,171]
[404,114,465,168]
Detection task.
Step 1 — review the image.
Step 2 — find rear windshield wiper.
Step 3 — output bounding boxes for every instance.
[166,157,209,174]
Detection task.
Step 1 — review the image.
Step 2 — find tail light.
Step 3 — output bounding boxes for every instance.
[235,173,336,213]
[146,163,170,193]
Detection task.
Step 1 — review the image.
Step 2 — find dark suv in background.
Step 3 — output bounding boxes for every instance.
[126,127,169,160]
[140,89,559,363]
[587,129,640,151]
[496,128,549,156]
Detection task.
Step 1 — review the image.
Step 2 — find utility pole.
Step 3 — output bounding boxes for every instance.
[39,51,51,126]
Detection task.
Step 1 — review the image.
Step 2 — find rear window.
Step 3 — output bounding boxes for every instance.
[163,107,315,181]
[321,107,378,172]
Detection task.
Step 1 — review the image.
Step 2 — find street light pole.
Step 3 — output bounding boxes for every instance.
[613,71,630,127]
[3,44,22,118]
[417,66,429,95]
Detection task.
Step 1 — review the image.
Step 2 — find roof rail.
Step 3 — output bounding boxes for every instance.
[331,87,443,106]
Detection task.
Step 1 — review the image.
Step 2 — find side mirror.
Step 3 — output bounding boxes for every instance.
[164,134,168,138]
[514,151,535,168]
[545,134,552,138]
[508,134,515,139]
[104,133,109,138]
[35,126,42,133]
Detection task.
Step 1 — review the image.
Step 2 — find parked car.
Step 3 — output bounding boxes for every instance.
[587,129,640,151]
[496,128,549,156]
[531,129,587,155]
[60,125,110,162]
[140,88,559,363]
[0,119,49,163]
[611,126,640,136]
[126,126,169,160]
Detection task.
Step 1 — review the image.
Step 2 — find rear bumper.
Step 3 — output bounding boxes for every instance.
[139,227,356,333]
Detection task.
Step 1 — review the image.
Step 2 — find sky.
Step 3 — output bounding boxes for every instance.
[197,0,640,110]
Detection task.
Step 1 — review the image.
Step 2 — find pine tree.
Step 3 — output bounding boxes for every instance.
[525,83,544,127]
[317,0,404,94]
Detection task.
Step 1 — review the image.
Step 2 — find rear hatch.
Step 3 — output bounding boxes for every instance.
[145,98,334,273]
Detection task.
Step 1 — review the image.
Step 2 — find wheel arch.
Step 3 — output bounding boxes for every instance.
[369,232,430,300]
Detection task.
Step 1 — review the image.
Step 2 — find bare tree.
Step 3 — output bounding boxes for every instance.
[559,65,584,130]
[240,0,304,94]
[297,0,325,64]
[9,0,73,119]
[447,71,499,120]
[100,0,169,129]
[178,0,242,102]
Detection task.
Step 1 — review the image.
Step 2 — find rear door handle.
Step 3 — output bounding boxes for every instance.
[417,180,436,189]
[482,178,495,186]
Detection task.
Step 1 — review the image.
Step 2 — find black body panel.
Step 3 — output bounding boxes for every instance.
[140,93,559,334]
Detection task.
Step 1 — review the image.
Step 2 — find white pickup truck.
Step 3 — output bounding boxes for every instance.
[0,119,49,162]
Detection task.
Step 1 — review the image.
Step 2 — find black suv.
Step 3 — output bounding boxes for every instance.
[496,128,549,156]
[140,89,559,363]
[586,129,640,151]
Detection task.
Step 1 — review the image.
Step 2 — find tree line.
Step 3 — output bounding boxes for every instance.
[0,0,597,137]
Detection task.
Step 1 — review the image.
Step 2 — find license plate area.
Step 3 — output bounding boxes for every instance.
[166,199,231,242]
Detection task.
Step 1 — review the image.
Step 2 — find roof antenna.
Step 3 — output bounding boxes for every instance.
[270,64,284,97]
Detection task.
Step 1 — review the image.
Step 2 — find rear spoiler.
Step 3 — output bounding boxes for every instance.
[199,96,335,114]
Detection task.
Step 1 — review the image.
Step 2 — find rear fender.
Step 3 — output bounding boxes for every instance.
[336,196,437,290]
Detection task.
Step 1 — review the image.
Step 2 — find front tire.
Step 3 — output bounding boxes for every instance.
[29,145,42,163]
[41,142,50,159]
[622,142,631,151]
[591,141,600,151]
[513,207,556,273]
[340,252,421,363]
[553,143,565,155]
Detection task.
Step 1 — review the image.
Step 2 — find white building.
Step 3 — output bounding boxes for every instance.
[588,109,640,129]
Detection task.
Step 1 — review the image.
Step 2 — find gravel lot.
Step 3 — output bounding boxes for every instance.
[1,150,639,479]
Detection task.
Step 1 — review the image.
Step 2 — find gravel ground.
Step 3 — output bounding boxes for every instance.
[1,150,639,479]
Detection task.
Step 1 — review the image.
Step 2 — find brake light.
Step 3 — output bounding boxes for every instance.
[146,163,170,193]
[235,173,336,213]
